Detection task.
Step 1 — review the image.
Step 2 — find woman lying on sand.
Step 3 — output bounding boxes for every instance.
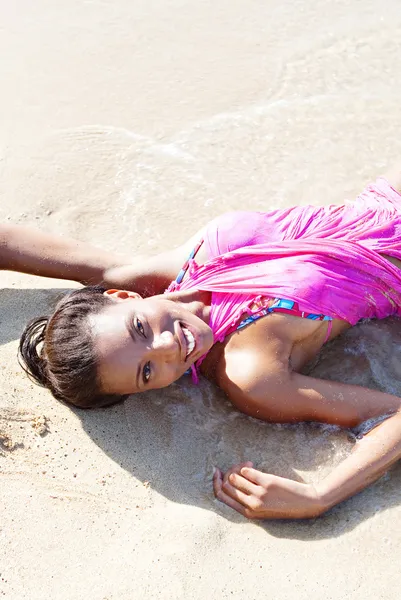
[15,163,401,521]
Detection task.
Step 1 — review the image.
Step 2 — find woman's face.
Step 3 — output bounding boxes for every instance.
[89,291,214,395]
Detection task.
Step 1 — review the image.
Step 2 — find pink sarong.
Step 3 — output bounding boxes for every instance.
[169,178,401,376]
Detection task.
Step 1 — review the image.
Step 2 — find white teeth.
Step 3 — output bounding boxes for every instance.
[182,327,196,358]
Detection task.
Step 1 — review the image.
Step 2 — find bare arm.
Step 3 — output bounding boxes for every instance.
[316,411,401,510]
[0,223,205,295]
[219,356,401,426]
[214,352,401,519]
[0,224,131,285]
[101,226,207,296]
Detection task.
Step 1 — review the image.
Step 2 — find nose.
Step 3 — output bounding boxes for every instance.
[151,330,178,360]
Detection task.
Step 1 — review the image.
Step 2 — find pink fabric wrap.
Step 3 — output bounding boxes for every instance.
[168,178,401,378]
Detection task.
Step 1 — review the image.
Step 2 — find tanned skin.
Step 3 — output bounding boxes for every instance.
[4,163,401,520]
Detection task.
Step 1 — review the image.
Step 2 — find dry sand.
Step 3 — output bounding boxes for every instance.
[1,1,401,598]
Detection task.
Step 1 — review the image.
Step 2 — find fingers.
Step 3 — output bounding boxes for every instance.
[240,466,269,486]
[213,465,317,521]
[213,467,254,518]
[213,462,264,519]
[222,461,253,486]
[227,472,260,496]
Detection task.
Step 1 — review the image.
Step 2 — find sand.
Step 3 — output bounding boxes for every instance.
[1,1,401,598]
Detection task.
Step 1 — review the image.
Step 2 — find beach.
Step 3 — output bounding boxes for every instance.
[1,1,401,598]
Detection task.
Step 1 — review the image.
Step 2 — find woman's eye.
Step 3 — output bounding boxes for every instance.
[136,318,145,337]
[143,362,151,383]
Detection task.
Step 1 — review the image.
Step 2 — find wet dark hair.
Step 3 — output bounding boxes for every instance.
[18,286,128,409]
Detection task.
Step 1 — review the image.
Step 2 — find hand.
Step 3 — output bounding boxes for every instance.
[213,462,324,520]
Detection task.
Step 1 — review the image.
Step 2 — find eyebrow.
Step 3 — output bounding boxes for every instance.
[125,316,141,391]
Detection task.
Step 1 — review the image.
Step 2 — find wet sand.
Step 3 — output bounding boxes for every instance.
[1,1,401,598]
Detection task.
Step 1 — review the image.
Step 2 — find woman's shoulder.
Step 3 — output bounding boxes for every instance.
[211,316,292,419]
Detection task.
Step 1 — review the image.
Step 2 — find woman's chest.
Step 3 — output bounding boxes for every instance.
[201,311,350,380]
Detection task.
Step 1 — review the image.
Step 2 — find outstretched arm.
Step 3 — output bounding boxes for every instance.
[0,224,131,285]
[0,223,204,295]
[214,354,401,519]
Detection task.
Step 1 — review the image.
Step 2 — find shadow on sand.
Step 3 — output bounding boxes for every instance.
[3,287,401,540]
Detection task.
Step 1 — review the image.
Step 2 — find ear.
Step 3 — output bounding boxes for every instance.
[103,289,142,302]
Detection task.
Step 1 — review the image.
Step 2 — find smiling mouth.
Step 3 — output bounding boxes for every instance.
[182,326,196,360]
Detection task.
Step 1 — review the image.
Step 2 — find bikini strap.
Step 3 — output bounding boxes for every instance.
[237,297,334,344]
[175,239,204,284]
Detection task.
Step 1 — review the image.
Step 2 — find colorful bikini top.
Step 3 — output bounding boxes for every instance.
[167,183,401,380]
[169,240,333,379]
[237,297,333,341]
